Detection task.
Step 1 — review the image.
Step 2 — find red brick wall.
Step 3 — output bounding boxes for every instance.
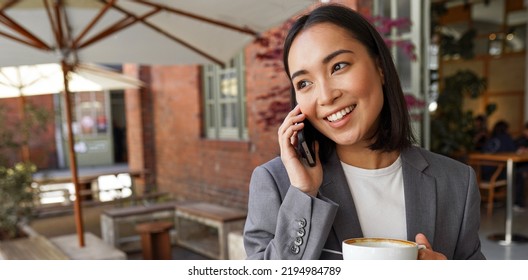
[134,64,266,210]
[27,95,57,168]
[0,95,56,169]
[123,64,157,192]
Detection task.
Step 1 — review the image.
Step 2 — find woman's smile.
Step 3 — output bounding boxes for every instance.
[325,104,357,127]
[325,104,356,122]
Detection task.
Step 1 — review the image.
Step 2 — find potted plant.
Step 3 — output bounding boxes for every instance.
[0,162,38,240]
[0,104,44,240]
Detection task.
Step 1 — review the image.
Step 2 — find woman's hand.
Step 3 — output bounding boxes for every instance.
[415,233,447,260]
[278,105,323,196]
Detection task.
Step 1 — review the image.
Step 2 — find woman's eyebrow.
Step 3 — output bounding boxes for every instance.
[322,49,353,64]
[290,49,354,80]
[290,69,307,81]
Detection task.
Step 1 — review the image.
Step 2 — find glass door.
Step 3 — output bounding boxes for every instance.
[60,90,114,167]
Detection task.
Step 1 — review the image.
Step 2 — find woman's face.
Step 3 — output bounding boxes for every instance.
[288,22,384,148]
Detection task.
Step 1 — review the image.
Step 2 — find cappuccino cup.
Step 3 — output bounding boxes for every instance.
[342,237,425,260]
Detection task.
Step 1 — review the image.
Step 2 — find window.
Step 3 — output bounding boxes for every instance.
[373,0,425,146]
[57,90,115,167]
[66,91,109,137]
[203,52,247,140]
[374,0,417,94]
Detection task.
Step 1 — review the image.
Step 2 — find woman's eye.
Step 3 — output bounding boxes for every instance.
[332,62,348,73]
[296,80,312,90]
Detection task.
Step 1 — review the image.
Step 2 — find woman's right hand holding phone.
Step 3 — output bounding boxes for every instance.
[278,105,323,197]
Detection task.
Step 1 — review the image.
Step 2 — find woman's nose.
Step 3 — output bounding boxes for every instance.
[317,82,342,106]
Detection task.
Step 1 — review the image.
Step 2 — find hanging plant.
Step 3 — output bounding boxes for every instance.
[366,15,417,60]
[367,15,425,119]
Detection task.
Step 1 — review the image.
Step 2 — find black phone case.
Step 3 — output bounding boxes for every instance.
[297,128,316,167]
[291,90,316,167]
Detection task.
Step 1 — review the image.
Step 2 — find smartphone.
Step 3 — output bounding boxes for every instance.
[297,128,316,167]
[291,94,316,167]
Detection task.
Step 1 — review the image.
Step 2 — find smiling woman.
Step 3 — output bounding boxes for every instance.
[243,4,486,260]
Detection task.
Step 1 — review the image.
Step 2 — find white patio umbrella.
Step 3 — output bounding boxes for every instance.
[0,0,314,67]
[0,63,144,98]
[0,0,314,247]
[0,62,143,161]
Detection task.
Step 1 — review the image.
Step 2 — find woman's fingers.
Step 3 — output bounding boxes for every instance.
[279,108,305,135]
[277,106,324,196]
[415,233,432,249]
[415,233,447,260]
[278,106,305,150]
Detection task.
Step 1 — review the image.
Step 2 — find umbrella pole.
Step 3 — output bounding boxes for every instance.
[19,96,31,162]
[61,60,85,247]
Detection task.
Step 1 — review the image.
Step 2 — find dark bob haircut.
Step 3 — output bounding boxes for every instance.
[282,4,415,161]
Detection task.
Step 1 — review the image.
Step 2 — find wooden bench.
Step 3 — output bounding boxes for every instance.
[175,202,247,260]
[0,236,69,260]
[100,201,181,250]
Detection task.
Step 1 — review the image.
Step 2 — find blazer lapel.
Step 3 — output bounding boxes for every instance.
[319,150,363,244]
[401,147,437,244]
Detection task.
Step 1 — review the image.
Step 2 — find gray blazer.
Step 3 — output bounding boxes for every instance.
[243,146,485,260]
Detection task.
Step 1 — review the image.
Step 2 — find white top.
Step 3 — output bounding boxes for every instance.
[340,156,407,240]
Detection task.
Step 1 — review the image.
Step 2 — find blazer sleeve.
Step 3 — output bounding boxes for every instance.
[455,165,486,260]
[243,165,338,260]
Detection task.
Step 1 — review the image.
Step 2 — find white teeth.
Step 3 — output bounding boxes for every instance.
[327,105,355,122]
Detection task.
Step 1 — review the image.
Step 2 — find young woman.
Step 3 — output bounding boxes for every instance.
[243,4,485,260]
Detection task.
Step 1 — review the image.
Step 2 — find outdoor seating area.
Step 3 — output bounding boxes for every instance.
[29,168,248,260]
[100,200,247,260]
[1,194,248,260]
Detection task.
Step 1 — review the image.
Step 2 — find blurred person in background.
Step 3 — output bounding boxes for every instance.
[472,115,489,152]
[483,120,526,212]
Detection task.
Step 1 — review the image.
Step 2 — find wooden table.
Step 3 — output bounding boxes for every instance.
[100,201,180,249]
[469,152,528,245]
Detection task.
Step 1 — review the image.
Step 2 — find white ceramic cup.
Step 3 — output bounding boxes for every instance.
[342,237,426,260]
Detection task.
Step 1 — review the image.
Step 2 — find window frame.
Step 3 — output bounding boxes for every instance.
[202,52,247,140]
